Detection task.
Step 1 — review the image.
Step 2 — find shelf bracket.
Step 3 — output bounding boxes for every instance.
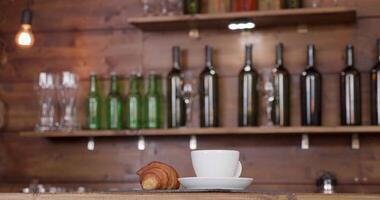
[87,137,95,151]
[351,133,360,150]
[189,135,197,150]
[301,134,310,150]
[138,136,146,151]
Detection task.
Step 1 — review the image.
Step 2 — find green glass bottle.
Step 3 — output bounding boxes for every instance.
[126,74,143,130]
[285,0,302,8]
[86,74,101,130]
[184,0,201,14]
[106,74,123,130]
[144,74,162,129]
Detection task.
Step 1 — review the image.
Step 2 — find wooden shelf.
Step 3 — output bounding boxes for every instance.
[19,126,380,138]
[128,7,356,31]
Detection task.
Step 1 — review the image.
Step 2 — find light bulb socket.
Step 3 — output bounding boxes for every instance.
[21,9,33,25]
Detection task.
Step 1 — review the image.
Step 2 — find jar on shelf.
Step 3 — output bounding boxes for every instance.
[258,0,283,10]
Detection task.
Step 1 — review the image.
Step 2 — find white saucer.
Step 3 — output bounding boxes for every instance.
[178,177,253,190]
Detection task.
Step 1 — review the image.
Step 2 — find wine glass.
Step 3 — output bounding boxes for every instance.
[181,71,198,127]
[35,72,57,132]
[57,71,80,132]
[261,69,274,126]
[181,71,198,149]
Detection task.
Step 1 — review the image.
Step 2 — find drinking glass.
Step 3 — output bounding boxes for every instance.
[262,70,274,126]
[311,0,323,8]
[35,72,57,132]
[166,0,183,16]
[57,71,80,132]
[141,0,162,16]
[181,71,198,127]
[333,0,344,6]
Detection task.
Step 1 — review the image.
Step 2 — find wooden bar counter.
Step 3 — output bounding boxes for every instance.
[0,192,379,200]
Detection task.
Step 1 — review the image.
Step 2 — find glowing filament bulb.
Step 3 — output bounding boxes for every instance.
[15,24,35,48]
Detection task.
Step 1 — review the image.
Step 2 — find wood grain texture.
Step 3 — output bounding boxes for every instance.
[128,8,356,31]
[0,192,378,200]
[0,0,380,194]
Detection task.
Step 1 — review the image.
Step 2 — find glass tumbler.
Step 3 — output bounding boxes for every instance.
[35,72,57,132]
[57,71,80,132]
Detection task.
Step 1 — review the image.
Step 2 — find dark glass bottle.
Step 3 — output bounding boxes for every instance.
[106,74,123,130]
[200,45,219,127]
[238,44,258,127]
[272,43,290,126]
[371,39,380,125]
[167,46,186,128]
[184,0,201,14]
[300,44,322,126]
[126,74,143,129]
[144,74,162,129]
[341,45,361,126]
[285,0,302,8]
[86,74,102,130]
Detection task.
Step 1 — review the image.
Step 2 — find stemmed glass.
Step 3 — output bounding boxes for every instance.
[35,72,57,132]
[262,69,274,126]
[57,71,80,132]
[181,71,198,150]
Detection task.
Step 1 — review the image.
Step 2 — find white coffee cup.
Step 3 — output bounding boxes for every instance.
[191,150,242,178]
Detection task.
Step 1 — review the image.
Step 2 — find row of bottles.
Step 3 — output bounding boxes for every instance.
[86,40,380,130]
[183,0,303,15]
[86,73,162,130]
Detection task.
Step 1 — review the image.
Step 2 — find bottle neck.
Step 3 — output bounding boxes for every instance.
[110,75,118,94]
[147,75,160,94]
[275,43,283,67]
[244,44,253,66]
[307,45,315,69]
[205,46,213,69]
[173,46,181,70]
[129,75,140,94]
[346,45,354,67]
[89,75,97,93]
[377,39,380,63]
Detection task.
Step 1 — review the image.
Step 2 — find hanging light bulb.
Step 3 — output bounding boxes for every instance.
[15,9,35,48]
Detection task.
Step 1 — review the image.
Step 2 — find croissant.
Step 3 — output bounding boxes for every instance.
[137,161,180,190]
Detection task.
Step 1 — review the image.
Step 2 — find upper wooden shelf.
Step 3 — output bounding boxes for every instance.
[128,7,356,31]
[19,126,380,138]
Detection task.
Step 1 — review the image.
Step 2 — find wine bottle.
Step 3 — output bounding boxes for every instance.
[126,74,143,129]
[371,39,380,125]
[106,74,123,130]
[238,44,258,127]
[272,43,290,126]
[300,44,322,126]
[200,45,219,127]
[341,45,361,126]
[167,46,186,128]
[144,73,162,129]
[86,73,102,130]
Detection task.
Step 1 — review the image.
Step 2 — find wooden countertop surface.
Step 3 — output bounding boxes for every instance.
[0,192,379,200]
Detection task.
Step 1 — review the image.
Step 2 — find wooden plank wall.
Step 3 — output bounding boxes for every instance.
[0,0,380,193]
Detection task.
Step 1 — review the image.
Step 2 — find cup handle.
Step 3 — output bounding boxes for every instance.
[234,161,242,177]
